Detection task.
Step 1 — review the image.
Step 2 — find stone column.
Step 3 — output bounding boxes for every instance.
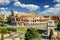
[47,27,54,36]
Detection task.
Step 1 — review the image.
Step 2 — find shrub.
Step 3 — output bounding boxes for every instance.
[25,28,41,40]
[7,28,16,32]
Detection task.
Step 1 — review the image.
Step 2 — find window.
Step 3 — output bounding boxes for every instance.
[35,20,36,22]
[16,18,18,21]
[19,19,20,21]
[44,16,49,18]
[23,19,29,22]
[33,20,34,22]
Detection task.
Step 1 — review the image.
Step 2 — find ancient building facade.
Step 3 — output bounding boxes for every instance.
[11,10,51,26]
[0,14,9,22]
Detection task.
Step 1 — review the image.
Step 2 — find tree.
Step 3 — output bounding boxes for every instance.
[0,28,9,40]
[7,15,11,24]
[49,29,54,39]
[25,27,41,40]
[0,21,9,40]
[57,22,60,30]
[0,21,6,27]
[1,33,4,40]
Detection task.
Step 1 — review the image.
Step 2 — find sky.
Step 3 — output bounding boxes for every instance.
[0,0,60,16]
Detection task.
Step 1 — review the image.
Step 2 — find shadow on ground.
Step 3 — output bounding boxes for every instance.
[42,36,49,39]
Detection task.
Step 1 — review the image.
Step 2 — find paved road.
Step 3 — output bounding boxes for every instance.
[41,33,49,40]
[42,39,49,40]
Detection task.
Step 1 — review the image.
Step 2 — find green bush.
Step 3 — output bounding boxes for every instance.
[37,29,46,34]
[25,28,41,40]
[0,28,9,34]
[7,28,16,32]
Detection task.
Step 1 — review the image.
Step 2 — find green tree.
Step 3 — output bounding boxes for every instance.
[57,22,60,30]
[0,28,9,40]
[0,21,9,40]
[7,15,11,24]
[25,28,41,40]
[49,29,54,39]
[1,33,4,40]
[0,21,6,27]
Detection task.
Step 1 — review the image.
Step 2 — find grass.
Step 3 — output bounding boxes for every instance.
[16,27,27,34]
[0,27,27,34]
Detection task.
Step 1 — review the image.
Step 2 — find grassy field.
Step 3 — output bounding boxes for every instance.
[0,27,27,34]
[16,27,27,34]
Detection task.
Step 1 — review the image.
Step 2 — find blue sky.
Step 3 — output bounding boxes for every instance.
[0,0,60,16]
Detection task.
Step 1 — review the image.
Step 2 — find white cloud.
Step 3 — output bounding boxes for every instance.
[0,0,19,5]
[0,7,10,14]
[55,4,60,7]
[13,0,18,1]
[0,0,39,11]
[14,1,21,6]
[14,1,39,11]
[0,11,10,14]
[44,5,49,8]
[40,4,60,16]
[14,11,18,13]
[54,0,60,2]
[0,0,10,5]
[0,7,8,11]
